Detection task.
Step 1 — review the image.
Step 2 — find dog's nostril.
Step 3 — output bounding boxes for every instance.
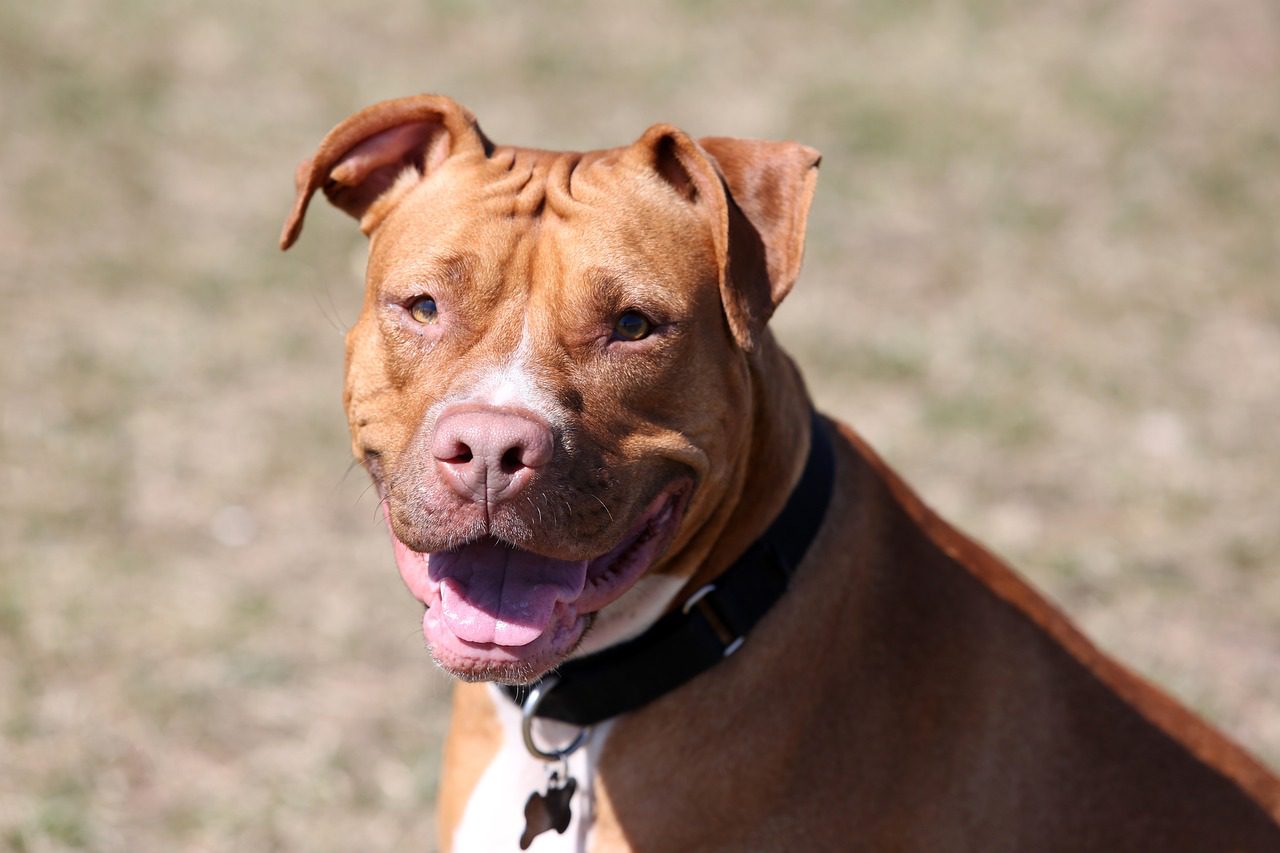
[443,442,473,465]
[499,446,526,474]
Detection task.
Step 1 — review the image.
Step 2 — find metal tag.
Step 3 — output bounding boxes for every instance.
[519,769,577,849]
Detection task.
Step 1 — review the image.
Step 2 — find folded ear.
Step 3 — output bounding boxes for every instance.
[629,126,820,349]
[279,94,491,250]
[698,136,821,349]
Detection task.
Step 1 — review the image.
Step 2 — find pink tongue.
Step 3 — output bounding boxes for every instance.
[429,540,589,647]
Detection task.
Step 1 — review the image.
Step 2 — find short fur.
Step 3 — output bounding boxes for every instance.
[283,94,1280,851]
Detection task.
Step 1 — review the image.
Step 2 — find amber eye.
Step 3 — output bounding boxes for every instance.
[613,310,652,341]
[409,295,438,324]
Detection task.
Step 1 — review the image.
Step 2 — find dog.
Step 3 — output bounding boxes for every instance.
[282,94,1280,851]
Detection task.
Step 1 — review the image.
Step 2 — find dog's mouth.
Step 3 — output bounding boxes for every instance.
[386,483,690,683]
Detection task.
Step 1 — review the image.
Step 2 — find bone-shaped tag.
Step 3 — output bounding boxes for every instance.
[520,772,576,850]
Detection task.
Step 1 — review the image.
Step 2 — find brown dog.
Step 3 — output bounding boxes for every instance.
[282,95,1280,851]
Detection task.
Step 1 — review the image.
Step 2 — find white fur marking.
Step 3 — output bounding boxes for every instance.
[451,686,613,853]
[466,326,564,428]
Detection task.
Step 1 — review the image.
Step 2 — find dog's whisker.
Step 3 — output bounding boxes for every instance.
[354,478,378,505]
[592,494,614,523]
[336,457,362,486]
[310,285,347,336]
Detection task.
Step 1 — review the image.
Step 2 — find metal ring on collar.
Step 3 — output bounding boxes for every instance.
[521,676,590,762]
[681,583,716,614]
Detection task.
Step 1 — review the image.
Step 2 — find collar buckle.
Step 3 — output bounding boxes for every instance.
[682,584,746,657]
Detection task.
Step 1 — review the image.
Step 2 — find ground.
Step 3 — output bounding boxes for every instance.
[1,1,1277,850]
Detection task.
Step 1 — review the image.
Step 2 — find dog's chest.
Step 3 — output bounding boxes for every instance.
[451,685,612,853]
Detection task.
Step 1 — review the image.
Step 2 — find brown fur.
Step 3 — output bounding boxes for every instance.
[283,94,1280,851]
[590,412,1280,850]
[437,681,501,846]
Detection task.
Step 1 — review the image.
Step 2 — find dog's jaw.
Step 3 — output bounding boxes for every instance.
[387,482,691,684]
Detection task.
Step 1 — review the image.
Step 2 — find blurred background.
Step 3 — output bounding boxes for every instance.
[2,1,1278,849]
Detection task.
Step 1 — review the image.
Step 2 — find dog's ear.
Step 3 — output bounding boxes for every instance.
[280,94,492,250]
[631,126,820,349]
[699,137,822,313]
[698,136,821,349]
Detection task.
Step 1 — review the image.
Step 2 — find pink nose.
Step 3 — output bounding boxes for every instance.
[431,407,554,504]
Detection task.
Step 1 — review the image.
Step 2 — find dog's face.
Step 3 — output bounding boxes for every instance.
[350,144,739,683]
[282,96,819,683]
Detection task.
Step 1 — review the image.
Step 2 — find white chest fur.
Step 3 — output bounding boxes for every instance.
[451,685,613,853]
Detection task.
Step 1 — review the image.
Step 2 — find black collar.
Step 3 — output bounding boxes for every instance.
[502,411,836,727]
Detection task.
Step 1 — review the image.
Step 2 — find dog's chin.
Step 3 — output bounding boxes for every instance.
[427,608,592,686]
[387,481,690,685]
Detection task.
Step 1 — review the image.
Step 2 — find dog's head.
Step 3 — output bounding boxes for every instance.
[283,95,819,684]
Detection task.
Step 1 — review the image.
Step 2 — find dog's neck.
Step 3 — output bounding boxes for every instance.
[668,330,814,603]
[503,351,833,727]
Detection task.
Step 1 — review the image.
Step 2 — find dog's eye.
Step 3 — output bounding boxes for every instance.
[613,310,652,341]
[409,295,439,325]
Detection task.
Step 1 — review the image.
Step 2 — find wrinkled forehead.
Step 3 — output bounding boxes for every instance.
[365,145,714,294]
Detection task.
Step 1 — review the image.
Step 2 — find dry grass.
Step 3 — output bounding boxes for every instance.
[2,1,1277,849]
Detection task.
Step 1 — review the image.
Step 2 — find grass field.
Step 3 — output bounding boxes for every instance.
[2,1,1278,849]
